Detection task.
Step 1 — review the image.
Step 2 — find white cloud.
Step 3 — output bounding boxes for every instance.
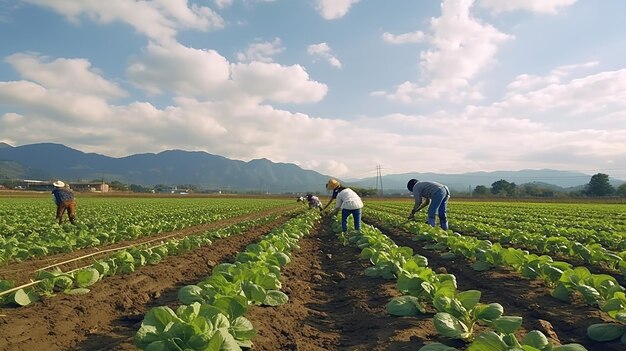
[506,61,599,95]
[214,0,234,9]
[230,61,328,103]
[315,0,360,20]
[0,80,112,123]
[501,68,626,119]
[128,41,327,103]
[5,53,127,98]
[479,0,577,14]
[307,42,342,68]
[24,0,224,43]
[383,0,512,103]
[382,31,426,44]
[236,38,284,63]
[127,41,231,96]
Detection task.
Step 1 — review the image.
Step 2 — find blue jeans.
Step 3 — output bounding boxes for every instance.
[427,188,449,230]
[341,208,362,232]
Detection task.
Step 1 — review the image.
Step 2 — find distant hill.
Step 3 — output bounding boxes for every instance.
[0,143,331,193]
[1,143,623,193]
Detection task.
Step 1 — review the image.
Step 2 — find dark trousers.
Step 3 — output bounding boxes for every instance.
[341,208,362,232]
[56,200,77,224]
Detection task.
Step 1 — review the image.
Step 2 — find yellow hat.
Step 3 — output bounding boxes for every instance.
[326,178,340,191]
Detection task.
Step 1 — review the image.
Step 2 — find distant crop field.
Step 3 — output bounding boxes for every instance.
[0,196,624,350]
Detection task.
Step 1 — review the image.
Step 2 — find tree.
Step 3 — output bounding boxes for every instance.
[491,179,516,196]
[129,184,151,193]
[585,173,614,196]
[473,185,489,196]
[616,183,626,197]
[109,180,128,191]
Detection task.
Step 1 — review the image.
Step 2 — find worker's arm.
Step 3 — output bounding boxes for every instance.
[408,197,429,219]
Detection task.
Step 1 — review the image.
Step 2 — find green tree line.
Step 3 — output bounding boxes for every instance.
[472,173,626,197]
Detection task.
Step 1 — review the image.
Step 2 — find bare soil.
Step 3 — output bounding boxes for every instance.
[0,214,621,351]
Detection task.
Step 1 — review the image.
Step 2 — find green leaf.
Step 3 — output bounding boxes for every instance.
[11,289,39,306]
[143,306,181,332]
[457,290,481,310]
[207,328,242,351]
[467,331,507,351]
[472,261,492,271]
[54,275,74,291]
[440,252,457,260]
[419,343,458,351]
[491,316,523,334]
[74,267,100,288]
[230,316,256,341]
[551,283,571,303]
[576,285,601,304]
[178,285,208,305]
[212,295,248,320]
[433,312,468,339]
[521,330,549,350]
[272,252,291,266]
[66,288,91,295]
[386,296,426,316]
[263,290,288,306]
[242,281,267,304]
[586,323,626,342]
[474,303,504,321]
[92,261,110,276]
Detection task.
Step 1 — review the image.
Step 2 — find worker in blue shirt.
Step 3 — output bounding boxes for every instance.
[407,179,449,230]
[51,180,77,225]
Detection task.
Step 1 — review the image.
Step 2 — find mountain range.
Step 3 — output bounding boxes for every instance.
[0,142,623,193]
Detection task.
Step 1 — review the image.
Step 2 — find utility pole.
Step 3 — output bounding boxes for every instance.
[375,164,384,197]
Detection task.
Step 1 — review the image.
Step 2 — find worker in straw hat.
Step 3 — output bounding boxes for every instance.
[51,180,77,225]
[322,178,364,232]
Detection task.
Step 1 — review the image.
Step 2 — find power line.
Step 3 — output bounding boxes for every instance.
[375,164,384,196]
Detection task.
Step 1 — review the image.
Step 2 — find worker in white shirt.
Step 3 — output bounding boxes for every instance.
[325,178,364,232]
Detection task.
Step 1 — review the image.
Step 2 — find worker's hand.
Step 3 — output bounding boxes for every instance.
[407,213,415,221]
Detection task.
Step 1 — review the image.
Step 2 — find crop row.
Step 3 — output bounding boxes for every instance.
[0,209,301,307]
[329,216,590,350]
[133,210,320,350]
[363,207,626,347]
[370,201,626,250]
[368,201,626,278]
[0,197,291,264]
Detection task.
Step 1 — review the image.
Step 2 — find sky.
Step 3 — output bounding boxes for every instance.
[1,0,625,181]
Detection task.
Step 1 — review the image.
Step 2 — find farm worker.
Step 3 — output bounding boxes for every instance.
[407,179,450,230]
[306,194,323,211]
[51,180,77,225]
[325,179,364,232]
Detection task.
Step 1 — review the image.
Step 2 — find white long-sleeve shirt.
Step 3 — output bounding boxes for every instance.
[335,188,363,210]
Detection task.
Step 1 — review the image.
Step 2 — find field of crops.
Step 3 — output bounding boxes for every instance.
[0,195,625,351]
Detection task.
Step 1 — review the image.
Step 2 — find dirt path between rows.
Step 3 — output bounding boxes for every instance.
[247,216,441,351]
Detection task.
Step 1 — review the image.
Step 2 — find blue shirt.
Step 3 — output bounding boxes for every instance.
[52,188,75,205]
[412,181,447,209]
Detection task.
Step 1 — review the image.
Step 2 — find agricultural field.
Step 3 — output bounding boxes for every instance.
[0,195,625,351]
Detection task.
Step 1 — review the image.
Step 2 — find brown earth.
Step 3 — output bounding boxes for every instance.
[0,214,622,351]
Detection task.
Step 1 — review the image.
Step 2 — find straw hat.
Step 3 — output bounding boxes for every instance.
[326,178,340,191]
[53,180,65,188]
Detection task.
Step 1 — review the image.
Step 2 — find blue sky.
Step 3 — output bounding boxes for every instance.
[1,0,625,180]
